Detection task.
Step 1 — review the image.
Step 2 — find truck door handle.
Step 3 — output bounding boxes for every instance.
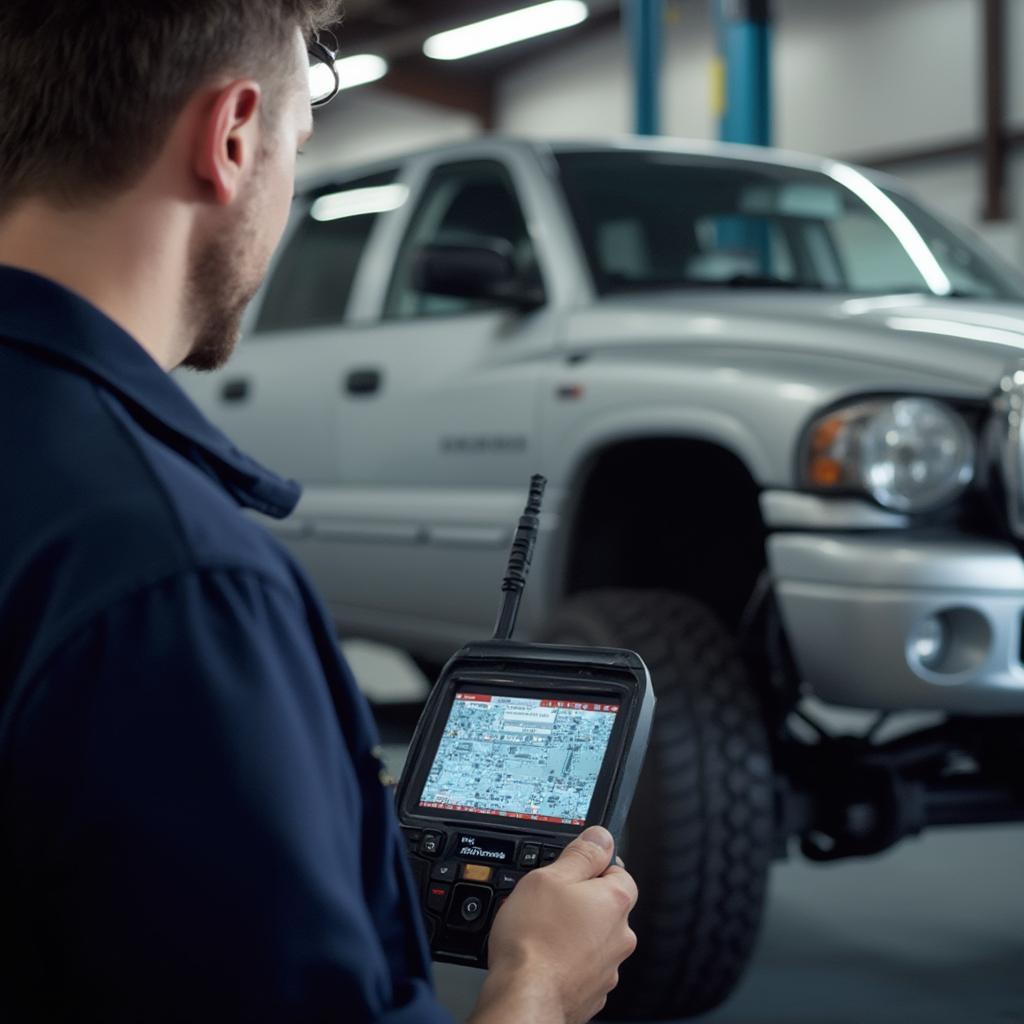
[221,378,250,403]
[345,368,383,396]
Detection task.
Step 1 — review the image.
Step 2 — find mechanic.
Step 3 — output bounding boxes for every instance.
[0,3,638,1021]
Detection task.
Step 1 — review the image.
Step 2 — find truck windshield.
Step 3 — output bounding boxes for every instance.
[555,151,1024,301]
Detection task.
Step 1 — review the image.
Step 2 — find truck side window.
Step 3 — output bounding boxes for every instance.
[255,170,401,333]
[385,160,539,319]
[824,207,925,293]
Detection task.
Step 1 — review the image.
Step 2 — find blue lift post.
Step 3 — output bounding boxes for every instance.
[712,0,773,146]
[712,0,773,265]
[627,0,664,136]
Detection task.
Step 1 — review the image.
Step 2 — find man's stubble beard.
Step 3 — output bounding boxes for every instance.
[181,193,267,373]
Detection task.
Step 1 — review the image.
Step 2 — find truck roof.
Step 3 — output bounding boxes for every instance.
[297,134,907,197]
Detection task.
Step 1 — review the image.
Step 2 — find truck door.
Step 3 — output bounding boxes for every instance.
[312,157,558,652]
[178,168,403,494]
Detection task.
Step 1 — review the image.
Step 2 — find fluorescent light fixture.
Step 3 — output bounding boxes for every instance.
[826,163,953,297]
[309,53,388,99]
[424,1,589,61]
[310,184,410,222]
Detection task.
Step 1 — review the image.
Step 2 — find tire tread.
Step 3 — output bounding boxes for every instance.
[542,589,773,1020]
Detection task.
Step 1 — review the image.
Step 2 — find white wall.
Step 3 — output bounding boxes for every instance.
[496,1,715,140]
[774,0,979,158]
[1007,0,1024,126]
[495,28,632,137]
[298,88,478,179]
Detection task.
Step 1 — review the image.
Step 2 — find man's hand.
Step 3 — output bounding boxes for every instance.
[468,826,638,1024]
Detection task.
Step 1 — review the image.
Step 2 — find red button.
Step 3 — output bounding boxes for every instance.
[427,884,450,913]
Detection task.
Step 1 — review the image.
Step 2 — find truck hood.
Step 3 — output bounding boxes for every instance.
[568,290,1024,397]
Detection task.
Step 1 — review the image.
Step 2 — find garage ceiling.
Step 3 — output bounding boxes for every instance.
[323,0,621,127]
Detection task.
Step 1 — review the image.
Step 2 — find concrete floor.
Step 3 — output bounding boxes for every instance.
[349,641,1024,1024]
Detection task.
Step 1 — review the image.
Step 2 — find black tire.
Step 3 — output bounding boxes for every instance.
[541,589,774,1021]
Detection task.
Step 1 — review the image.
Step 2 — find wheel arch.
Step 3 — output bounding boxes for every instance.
[548,432,768,629]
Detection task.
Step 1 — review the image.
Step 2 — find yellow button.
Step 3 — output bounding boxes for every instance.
[462,864,494,883]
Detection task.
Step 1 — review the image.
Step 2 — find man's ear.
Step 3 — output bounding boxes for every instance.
[193,81,263,206]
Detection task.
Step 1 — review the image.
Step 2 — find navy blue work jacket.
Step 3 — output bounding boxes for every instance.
[0,267,452,1023]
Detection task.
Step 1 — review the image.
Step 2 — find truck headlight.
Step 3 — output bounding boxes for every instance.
[800,397,975,513]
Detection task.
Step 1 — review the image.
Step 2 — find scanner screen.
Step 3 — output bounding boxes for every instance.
[419,691,619,826]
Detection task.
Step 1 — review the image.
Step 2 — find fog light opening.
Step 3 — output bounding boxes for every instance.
[906,608,993,679]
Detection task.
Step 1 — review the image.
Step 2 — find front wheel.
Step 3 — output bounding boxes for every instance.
[541,589,774,1020]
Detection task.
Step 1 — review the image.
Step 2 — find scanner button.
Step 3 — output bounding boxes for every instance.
[519,844,541,869]
[446,884,493,932]
[541,846,562,866]
[419,832,444,857]
[495,869,522,891]
[430,860,459,882]
[460,895,484,923]
[461,864,494,883]
[427,884,451,913]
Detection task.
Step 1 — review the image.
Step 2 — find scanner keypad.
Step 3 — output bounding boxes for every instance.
[402,826,569,966]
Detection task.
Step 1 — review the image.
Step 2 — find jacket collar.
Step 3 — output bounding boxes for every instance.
[0,265,300,519]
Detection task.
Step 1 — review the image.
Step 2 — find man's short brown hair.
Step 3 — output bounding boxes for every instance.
[0,1,342,213]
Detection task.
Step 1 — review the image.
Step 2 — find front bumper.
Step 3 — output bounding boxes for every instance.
[769,532,1024,713]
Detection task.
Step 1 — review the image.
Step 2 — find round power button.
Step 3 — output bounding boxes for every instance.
[460,896,484,923]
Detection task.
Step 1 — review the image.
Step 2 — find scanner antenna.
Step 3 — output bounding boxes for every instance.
[493,475,547,641]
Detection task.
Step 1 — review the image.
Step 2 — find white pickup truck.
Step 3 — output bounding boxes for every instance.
[182,136,1024,1020]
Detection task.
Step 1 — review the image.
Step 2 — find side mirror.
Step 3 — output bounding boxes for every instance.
[412,239,545,311]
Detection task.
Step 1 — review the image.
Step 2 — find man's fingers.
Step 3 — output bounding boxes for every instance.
[599,863,639,912]
[545,826,615,882]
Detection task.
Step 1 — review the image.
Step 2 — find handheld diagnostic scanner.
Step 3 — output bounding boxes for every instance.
[396,476,655,968]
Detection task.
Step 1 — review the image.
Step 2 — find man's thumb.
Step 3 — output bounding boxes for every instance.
[546,826,614,881]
